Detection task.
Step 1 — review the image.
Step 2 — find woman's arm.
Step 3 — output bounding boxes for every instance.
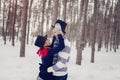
[48,34,65,55]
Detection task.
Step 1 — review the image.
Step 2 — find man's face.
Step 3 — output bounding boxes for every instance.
[44,39,50,47]
[52,29,57,36]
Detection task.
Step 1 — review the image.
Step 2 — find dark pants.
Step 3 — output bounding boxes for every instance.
[54,74,68,80]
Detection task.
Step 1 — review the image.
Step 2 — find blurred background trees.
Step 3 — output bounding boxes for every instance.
[0,0,119,65]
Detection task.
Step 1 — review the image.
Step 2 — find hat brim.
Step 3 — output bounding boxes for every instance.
[44,35,47,39]
[40,35,47,49]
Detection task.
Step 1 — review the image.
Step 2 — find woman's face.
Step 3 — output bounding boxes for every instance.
[44,39,50,47]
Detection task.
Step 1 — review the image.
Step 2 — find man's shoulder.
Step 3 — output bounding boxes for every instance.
[61,45,71,53]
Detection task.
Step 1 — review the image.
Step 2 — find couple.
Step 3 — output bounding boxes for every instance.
[35,20,71,80]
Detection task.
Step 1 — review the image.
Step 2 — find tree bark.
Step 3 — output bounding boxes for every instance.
[46,0,51,37]
[91,0,98,63]
[12,0,17,46]
[20,0,29,57]
[52,0,59,24]
[40,0,46,35]
[104,0,110,52]
[0,0,1,13]
[76,0,89,65]
[27,0,33,44]
[3,0,6,44]
[113,0,120,52]
[62,0,67,21]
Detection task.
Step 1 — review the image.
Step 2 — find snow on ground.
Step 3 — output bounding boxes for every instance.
[68,45,120,80]
[0,39,120,80]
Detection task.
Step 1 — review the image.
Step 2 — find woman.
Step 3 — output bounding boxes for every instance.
[35,32,65,80]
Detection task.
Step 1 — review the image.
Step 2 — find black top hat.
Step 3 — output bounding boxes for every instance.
[34,35,47,48]
[52,19,67,33]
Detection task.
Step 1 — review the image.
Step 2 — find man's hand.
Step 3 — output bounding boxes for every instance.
[47,67,53,73]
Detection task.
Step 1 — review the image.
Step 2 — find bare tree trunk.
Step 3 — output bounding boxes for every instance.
[62,0,67,21]
[20,0,29,57]
[82,0,89,42]
[76,0,89,65]
[76,46,83,65]
[52,0,59,24]
[109,0,114,51]
[91,0,98,63]
[104,0,111,52]
[11,0,17,46]
[3,0,6,44]
[46,0,51,37]
[2,1,6,44]
[0,0,1,13]
[113,0,120,52]
[5,0,13,42]
[16,7,22,40]
[97,2,104,51]
[27,0,33,44]
[40,0,46,35]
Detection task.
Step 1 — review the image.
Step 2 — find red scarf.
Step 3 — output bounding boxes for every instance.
[37,48,50,58]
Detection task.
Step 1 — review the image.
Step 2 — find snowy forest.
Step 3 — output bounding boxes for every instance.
[0,0,120,80]
[0,0,120,64]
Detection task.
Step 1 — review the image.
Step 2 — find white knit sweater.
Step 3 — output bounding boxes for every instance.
[47,39,71,76]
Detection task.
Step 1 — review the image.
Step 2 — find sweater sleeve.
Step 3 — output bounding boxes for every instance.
[51,54,69,71]
[47,53,70,73]
[47,46,71,73]
[48,34,65,55]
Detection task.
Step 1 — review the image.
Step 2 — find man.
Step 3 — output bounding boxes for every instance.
[48,20,71,80]
[51,20,67,65]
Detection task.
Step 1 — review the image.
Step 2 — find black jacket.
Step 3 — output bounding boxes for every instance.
[39,34,65,80]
